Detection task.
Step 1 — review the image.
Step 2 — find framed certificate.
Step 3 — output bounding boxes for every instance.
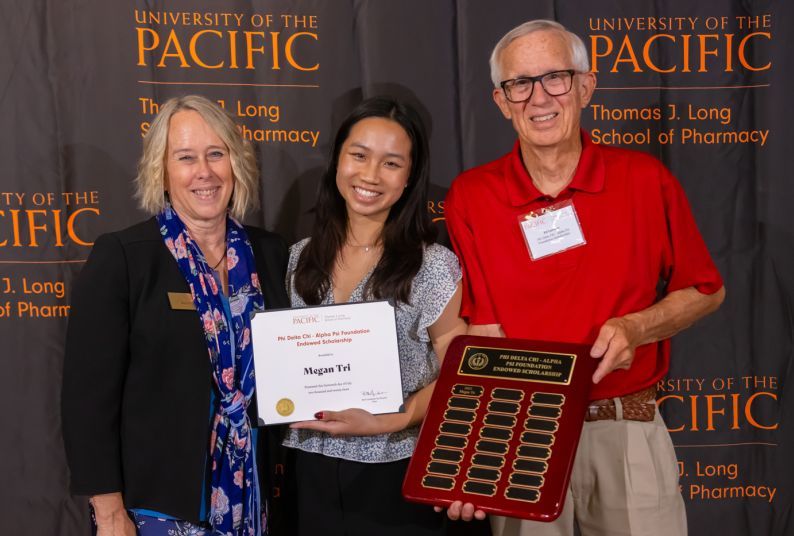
[251,300,405,425]
[402,335,597,522]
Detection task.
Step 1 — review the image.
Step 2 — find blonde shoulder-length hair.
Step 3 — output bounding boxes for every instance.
[134,94,259,219]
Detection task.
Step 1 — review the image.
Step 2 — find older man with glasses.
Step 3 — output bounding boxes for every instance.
[444,19,725,536]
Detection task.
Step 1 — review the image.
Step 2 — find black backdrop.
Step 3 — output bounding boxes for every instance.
[0,1,791,534]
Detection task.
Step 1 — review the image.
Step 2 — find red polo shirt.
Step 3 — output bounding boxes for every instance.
[445,132,723,400]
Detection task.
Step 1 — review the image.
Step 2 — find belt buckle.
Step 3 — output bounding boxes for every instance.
[586,399,611,421]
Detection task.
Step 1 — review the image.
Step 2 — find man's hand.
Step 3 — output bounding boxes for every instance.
[434,501,487,522]
[589,315,643,383]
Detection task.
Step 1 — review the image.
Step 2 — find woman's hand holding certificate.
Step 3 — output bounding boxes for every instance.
[290,408,395,436]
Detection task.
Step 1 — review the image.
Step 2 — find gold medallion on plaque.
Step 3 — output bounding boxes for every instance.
[467,352,489,371]
[275,398,295,417]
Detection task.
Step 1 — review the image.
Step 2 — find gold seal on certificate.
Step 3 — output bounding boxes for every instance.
[275,398,295,417]
[251,301,405,425]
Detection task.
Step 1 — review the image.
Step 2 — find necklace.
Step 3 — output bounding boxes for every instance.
[347,244,375,253]
[346,228,382,253]
[345,241,381,253]
[210,252,227,271]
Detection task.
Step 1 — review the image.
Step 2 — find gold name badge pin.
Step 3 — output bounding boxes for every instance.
[168,292,195,311]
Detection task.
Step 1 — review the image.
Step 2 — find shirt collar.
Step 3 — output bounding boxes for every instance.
[503,130,605,206]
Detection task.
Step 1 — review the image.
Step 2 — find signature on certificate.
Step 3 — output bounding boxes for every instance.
[361,388,389,403]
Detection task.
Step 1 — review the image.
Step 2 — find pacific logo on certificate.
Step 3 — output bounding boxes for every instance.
[251,300,405,425]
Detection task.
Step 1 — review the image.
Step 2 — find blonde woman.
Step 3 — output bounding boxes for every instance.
[62,95,292,536]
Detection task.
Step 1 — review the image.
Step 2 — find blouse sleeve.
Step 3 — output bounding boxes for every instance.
[413,244,462,343]
[61,232,130,495]
[286,238,310,306]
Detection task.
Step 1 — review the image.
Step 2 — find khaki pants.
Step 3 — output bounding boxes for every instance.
[491,408,686,536]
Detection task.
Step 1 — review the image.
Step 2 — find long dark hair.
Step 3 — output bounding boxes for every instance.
[294,96,436,305]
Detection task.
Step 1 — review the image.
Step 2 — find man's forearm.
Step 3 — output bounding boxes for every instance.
[627,286,725,346]
[589,285,725,382]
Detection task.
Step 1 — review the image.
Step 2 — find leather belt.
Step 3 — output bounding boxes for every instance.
[584,386,657,422]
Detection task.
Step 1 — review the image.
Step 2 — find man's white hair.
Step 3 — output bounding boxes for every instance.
[489,19,590,88]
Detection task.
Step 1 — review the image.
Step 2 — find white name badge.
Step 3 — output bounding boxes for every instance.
[518,199,586,261]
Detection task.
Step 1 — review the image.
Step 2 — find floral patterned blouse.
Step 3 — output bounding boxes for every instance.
[282,238,461,463]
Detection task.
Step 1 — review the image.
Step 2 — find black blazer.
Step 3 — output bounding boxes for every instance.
[62,218,293,529]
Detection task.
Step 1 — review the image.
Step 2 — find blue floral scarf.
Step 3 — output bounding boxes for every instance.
[157,204,265,536]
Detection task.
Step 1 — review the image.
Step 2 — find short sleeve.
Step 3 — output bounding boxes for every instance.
[413,244,462,343]
[286,238,310,306]
[445,180,499,324]
[659,168,724,295]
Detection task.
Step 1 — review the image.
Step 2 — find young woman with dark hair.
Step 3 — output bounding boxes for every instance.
[285,97,467,535]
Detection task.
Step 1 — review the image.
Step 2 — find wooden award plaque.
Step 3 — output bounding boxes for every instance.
[402,335,597,522]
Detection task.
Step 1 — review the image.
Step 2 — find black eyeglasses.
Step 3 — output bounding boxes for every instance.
[500,69,577,103]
